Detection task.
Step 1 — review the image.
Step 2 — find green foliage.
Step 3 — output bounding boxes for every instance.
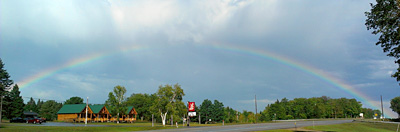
[64,96,84,104]
[263,96,366,120]
[39,100,62,121]
[212,100,224,122]
[150,84,185,125]
[199,99,213,123]
[9,85,24,118]
[3,85,24,119]
[243,110,250,122]
[24,97,37,112]
[0,58,13,96]
[390,96,400,117]
[126,93,157,121]
[365,0,400,83]
[105,85,127,120]
[361,108,381,118]
[223,107,237,123]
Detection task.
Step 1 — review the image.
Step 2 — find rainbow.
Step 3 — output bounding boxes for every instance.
[17,45,145,89]
[17,44,382,115]
[210,43,380,110]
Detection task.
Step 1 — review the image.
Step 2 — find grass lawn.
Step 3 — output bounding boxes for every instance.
[0,124,176,132]
[258,121,399,132]
[0,121,256,132]
[303,122,399,132]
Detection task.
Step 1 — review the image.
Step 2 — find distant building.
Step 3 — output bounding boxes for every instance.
[23,111,38,118]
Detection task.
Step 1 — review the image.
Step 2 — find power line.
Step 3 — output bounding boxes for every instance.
[21,96,64,103]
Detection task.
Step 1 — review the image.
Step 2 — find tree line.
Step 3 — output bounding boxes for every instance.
[259,96,382,121]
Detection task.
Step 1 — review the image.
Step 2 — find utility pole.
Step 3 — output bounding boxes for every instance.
[187,101,190,127]
[199,112,201,124]
[255,95,257,124]
[85,97,88,125]
[236,110,238,121]
[381,95,384,119]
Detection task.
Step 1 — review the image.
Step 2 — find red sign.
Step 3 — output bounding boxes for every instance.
[188,102,195,112]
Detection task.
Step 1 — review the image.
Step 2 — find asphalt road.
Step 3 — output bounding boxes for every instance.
[144,120,354,132]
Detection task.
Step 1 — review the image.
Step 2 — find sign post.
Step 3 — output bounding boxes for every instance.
[187,101,196,126]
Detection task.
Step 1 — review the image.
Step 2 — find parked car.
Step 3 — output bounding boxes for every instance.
[26,117,43,124]
[10,117,25,123]
[40,117,46,123]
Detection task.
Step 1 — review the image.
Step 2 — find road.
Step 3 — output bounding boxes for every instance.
[144,120,354,132]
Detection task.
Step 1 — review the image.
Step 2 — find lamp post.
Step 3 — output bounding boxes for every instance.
[85,97,88,125]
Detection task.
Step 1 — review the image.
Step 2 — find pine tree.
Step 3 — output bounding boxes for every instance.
[10,84,24,117]
[37,99,43,113]
[24,97,37,112]
[0,58,13,96]
[39,100,62,121]
[3,85,25,119]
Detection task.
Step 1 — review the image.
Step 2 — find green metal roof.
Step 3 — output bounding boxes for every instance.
[89,104,104,114]
[57,104,87,114]
[126,106,133,114]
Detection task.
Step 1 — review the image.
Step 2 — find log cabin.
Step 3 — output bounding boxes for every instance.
[89,104,111,122]
[123,106,138,123]
[57,104,93,122]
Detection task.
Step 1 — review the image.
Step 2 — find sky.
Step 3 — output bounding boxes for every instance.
[0,0,399,118]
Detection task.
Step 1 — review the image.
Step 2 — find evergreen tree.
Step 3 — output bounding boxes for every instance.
[39,100,62,121]
[199,99,213,123]
[2,85,24,119]
[37,99,44,113]
[10,85,24,118]
[0,58,13,96]
[24,97,37,112]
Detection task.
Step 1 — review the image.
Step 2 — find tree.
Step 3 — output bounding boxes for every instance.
[39,100,62,121]
[126,93,157,121]
[0,58,13,96]
[2,84,24,119]
[242,110,249,122]
[37,99,44,115]
[224,106,238,123]
[64,96,84,104]
[199,99,212,123]
[211,100,224,122]
[390,96,400,118]
[9,85,24,118]
[24,97,37,112]
[365,0,400,83]
[150,84,185,126]
[105,85,127,123]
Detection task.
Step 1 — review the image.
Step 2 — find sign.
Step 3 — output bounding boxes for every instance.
[188,102,195,112]
[188,112,196,117]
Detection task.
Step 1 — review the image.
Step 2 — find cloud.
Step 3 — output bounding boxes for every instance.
[362,59,397,79]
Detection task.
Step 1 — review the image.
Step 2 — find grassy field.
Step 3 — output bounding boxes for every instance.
[0,125,175,132]
[261,121,400,132]
[304,122,399,132]
[0,121,252,132]
[2,120,399,132]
